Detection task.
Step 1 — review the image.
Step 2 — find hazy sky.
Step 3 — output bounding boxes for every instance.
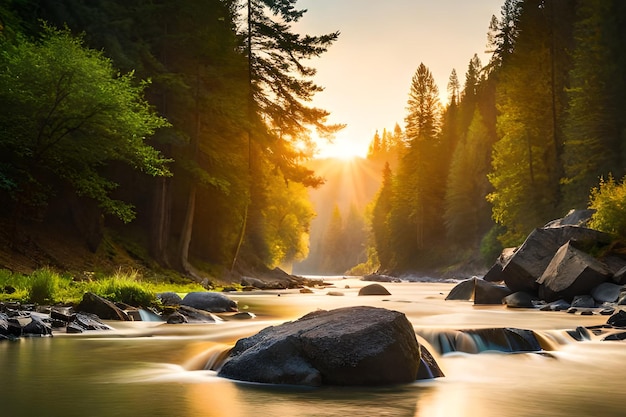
[293,0,504,158]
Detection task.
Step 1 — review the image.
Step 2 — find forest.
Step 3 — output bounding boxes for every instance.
[364,0,626,274]
[0,0,342,280]
[1,0,626,281]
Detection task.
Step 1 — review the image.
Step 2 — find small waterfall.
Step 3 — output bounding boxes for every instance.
[183,344,232,372]
[419,328,549,355]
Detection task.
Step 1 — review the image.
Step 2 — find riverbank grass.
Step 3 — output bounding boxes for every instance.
[0,268,205,306]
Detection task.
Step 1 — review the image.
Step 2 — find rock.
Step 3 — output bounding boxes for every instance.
[613,266,626,285]
[69,312,114,332]
[168,305,222,323]
[241,276,274,289]
[50,306,73,323]
[181,292,237,313]
[503,292,537,308]
[362,274,400,283]
[22,315,52,337]
[474,279,512,305]
[229,312,256,320]
[484,247,517,282]
[445,278,476,300]
[544,209,595,228]
[218,306,440,386]
[537,242,612,302]
[166,312,188,324]
[445,277,511,304]
[327,291,344,296]
[607,310,626,327]
[501,226,611,293]
[591,282,623,303]
[77,292,130,321]
[299,288,314,294]
[358,283,391,296]
[157,292,182,306]
[541,299,571,311]
[571,295,595,308]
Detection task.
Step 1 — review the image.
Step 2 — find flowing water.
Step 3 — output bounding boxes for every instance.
[2,278,625,417]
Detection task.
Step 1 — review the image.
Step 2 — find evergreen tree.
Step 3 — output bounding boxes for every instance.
[371,162,394,270]
[561,0,626,209]
[390,63,443,268]
[487,0,574,245]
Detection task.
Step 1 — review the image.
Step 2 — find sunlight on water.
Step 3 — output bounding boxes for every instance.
[2,280,624,417]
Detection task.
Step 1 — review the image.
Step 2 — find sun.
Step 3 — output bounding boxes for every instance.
[314,135,368,161]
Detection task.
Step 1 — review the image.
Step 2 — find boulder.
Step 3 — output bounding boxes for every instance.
[501,226,611,293]
[484,247,517,282]
[22,315,52,337]
[218,306,440,386]
[67,312,114,333]
[445,277,511,304]
[543,209,595,228]
[181,292,237,313]
[571,295,595,308]
[445,278,476,301]
[474,279,512,305]
[358,283,391,296]
[537,242,612,302]
[78,292,130,321]
[157,292,182,306]
[591,282,623,303]
[503,291,537,308]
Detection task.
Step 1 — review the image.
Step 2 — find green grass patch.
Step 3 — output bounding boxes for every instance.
[0,267,206,306]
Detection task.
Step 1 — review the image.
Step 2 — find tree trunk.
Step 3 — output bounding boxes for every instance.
[150,176,171,267]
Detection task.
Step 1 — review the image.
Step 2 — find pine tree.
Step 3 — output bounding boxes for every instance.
[561,0,626,208]
[390,63,443,268]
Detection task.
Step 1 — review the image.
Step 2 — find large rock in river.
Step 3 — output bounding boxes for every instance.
[501,226,611,293]
[537,241,612,302]
[445,277,511,304]
[181,292,237,313]
[218,306,442,386]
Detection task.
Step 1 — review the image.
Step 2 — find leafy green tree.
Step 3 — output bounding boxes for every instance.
[0,26,169,223]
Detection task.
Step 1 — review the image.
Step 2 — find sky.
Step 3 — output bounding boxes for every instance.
[293,0,504,159]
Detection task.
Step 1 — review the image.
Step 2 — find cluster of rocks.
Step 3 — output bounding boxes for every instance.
[0,289,247,340]
[0,302,113,340]
[448,210,626,313]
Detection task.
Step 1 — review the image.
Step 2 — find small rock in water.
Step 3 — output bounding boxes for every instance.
[327,291,344,296]
[358,283,391,296]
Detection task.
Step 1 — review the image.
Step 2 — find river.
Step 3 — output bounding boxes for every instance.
[1,278,624,417]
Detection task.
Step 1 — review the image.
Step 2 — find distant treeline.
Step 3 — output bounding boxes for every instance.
[365,0,626,273]
[0,1,341,277]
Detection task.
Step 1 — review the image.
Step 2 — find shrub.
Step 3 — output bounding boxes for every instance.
[90,269,155,307]
[589,174,626,238]
[28,268,60,304]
